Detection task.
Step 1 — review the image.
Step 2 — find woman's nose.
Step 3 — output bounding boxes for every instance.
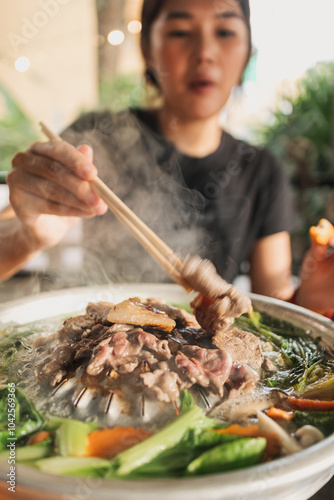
[191,30,216,63]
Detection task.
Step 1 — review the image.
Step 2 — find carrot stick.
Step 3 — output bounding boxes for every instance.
[287,397,334,411]
[266,406,294,421]
[214,424,261,437]
[86,426,152,459]
[28,430,51,445]
[214,424,281,458]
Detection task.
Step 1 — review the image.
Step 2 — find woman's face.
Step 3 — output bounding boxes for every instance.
[146,0,249,122]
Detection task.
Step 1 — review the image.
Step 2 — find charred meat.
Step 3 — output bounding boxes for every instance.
[34,296,259,404]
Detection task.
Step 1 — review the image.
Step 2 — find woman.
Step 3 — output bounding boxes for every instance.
[2,0,334,314]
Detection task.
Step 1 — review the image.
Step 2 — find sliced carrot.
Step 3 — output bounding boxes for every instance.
[309,218,334,246]
[86,426,152,459]
[28,431,51,445]
[287,397,334,411]
[266,406,294,421]
[214,424,261,437]
[214,424,281,458]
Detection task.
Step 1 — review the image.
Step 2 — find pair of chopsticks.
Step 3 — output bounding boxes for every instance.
[39,122,190,291]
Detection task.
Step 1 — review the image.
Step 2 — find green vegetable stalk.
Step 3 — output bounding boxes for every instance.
[55,419,98,457]
[186,437,266,475]
[110,406,204,477]
[36,456,110,477]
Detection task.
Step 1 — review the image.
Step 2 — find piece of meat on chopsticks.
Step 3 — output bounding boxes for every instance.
[181,256,253,335]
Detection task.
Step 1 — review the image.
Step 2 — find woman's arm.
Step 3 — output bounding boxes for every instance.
[0,216,43,281]
[297,237,334,315]
[250,230,334,316]
[0,142,107,282]
[249,231,294,300]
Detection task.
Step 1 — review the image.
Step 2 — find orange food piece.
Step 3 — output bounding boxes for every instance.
[86,426,152,459]
[28,431,51,445]
[266,406,294,421]
[309,219,334,245]
[214,424,281,458]
[287,397,334,411]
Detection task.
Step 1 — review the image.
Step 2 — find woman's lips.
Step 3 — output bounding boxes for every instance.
[189,79,215,94]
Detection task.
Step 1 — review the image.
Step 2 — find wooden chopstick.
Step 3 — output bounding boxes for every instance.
[39,122,189,290]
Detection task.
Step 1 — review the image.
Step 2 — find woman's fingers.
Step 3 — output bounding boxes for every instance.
[7,168,106,216]
[77,144,93,162]
[9,140,109,224]
[10,152,104,210]
[28,140,97,180]
[9,185,103,222]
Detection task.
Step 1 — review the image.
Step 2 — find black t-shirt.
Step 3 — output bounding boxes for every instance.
[62,108,295,284]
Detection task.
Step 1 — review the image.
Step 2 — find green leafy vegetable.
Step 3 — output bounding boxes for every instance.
[127,425,230,477]
[235,312,334,393]
[110,406,204,477]
[0,387,44,450]
[294,411,334,437]
[179,389,195,414]
[186,437,266,475]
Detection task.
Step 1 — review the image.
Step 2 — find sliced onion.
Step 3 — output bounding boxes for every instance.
[257,410,302,455]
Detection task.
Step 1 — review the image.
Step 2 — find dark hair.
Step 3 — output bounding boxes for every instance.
[140,0,252,88]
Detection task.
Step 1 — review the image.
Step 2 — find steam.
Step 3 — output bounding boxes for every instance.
[61,109,210,285]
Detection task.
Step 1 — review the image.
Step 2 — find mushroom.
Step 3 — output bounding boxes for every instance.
[295,425,325,448]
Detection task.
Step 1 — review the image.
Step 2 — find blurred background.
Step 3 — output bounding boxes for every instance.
[0,0,334,294]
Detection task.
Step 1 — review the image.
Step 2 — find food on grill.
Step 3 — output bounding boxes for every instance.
[213,327,264,370]
[34,297,260,403]
[106,299,177,332]
[0,292,333,481]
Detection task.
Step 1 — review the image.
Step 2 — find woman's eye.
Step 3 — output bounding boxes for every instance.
[217,29,235,37]
[167,30,190,38]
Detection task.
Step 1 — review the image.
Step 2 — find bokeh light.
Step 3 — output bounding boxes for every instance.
[14,56,31,73]
[107,30,125,46]
[127,20,142,35]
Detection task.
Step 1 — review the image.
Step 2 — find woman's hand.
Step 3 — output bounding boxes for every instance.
[7,139,108,250]
[297,237,334,316]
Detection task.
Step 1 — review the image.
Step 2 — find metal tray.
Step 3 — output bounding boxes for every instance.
[0,284,334,500]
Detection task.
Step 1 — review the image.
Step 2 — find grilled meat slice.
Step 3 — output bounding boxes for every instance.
[35,345,76,386]
[142,298,200,329]
[227,362,259,398]
[175,345,232,397]
[86,301,114,325]
[141,364,185,403]
[107,298,176,331]
[58,315,97,340]
[86,328,172,376]
[213,327,264,370]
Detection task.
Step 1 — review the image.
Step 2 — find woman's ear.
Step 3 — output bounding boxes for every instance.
[141,40,151,71]
[141,40,160,88]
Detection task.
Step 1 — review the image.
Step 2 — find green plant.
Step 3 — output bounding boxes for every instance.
[253,62,334,267]
[0,84,38,176]
[98,73,158,112]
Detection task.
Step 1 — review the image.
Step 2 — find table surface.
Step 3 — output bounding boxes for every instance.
[0,274,333,499]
